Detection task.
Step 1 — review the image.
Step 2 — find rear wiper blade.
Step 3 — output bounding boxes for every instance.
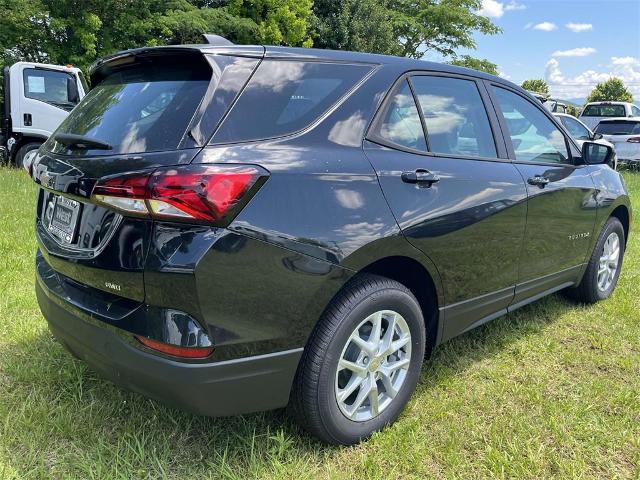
[54,133,112,150]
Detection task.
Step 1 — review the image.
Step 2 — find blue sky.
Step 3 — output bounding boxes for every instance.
[429,0,640,101]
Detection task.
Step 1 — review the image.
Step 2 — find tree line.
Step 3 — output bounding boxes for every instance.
[0,0,634,111]
[0,0,499,72]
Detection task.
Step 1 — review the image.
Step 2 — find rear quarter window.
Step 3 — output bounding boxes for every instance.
[211,60,372,144]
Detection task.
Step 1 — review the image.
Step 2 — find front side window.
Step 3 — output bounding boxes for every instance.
[561,116,591,140]
[411,76,497,158]
[582,104,626,117]
[369,80,426,152]
[212,60,372,144]
[492,86,569,164]
[23,68,79,111]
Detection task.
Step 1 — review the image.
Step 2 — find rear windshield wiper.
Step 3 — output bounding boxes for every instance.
[54,133,112,151]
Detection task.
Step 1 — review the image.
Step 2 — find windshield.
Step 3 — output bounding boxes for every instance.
[582,104,626,117]
[594,121,640,135]
[23,68,79,111]
[49,57,210,155]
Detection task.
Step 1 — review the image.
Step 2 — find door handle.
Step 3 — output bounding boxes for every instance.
[527,175,550,187]
[401,169,440,186]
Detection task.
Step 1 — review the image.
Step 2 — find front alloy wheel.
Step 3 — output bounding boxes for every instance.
[597,232,620,292]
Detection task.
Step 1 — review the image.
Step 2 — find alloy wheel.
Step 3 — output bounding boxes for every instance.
[597,232,620,291]
[334,310,412,422]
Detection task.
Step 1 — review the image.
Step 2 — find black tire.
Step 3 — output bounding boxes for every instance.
[567,217,625,303]
[13,142,41,168]
[291,273,426,445]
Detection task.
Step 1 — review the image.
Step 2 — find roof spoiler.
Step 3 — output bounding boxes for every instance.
[202,34,234,46]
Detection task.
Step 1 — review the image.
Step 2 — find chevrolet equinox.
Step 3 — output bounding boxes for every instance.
[31,42,631,445]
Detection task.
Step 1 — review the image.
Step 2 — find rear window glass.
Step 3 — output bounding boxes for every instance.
[594,121,640,135]
[582,104,626,117]
[49,56,211,155]
[212,60,372,144]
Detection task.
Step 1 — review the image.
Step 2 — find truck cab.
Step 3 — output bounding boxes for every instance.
[1,62,87,165]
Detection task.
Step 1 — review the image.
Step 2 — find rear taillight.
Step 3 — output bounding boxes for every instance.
[135,335,214,359]
[627,137,640,143]
[92,165,267,225]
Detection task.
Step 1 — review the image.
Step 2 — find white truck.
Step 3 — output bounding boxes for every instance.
[1,62,87,165]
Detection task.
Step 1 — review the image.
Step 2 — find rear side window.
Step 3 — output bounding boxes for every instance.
[212,60,371,144]
[595,121,640,135]
[23,68,79,111]
[411,76,497,158]
[582,104,626,117]
[492,86,569,164]
[369,80,426,152]
[50,55,211,155]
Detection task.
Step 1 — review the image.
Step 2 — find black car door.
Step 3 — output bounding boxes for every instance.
[486,84,597,306]
[364,73,528,341]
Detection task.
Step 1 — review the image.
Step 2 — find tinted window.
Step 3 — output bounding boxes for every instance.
[561,116,591,140]
[632,105,640,116]
[582,104,626,117]
[411,76,497,158]
[594,121,640,135]
[492,87,569,164]
[213,61,371,143]
[370,80,426,151]
[23,68,79,111]
[50,56,210,155]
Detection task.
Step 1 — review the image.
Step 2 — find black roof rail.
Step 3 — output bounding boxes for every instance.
[202,34,234,46]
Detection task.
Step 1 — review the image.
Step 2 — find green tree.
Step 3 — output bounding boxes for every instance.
[0,0,313,73]
[447,55,497,75]
[521,79,549,97]
[586,78,633,103]
[312,0,500,58]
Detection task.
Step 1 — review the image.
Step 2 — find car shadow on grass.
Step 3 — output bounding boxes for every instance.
[1,292,582,477]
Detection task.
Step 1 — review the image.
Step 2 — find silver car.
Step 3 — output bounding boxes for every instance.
[554,113,617,169]
[594,118,640,168]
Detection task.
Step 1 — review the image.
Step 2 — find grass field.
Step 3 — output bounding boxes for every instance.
[0,166,638,479]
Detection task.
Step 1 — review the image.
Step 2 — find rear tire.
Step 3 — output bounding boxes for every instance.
[291,274,425,445]
[13,142,41,168]
[567,217,625,303]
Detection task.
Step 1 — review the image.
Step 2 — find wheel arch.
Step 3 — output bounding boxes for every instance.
[357,255,441,355]
[610,204,630,247]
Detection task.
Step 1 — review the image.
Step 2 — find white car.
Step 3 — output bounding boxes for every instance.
[554,113,617,169]
[594,117,640,168]
[579,101,640,130]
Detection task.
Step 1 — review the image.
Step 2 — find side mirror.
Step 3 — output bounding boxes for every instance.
[582,141,614,165]
[592,132,603,140]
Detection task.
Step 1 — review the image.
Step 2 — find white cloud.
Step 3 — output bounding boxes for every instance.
[552,47,597,57]
[533,22,558,31]
[545,57,640,99]
[612,56,640,66]
[566,22,593,33]
[505,1,526,11]
[477,0,525,18]
[477,0,505,18]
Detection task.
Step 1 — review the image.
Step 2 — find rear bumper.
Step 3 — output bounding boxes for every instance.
[36,277,302,416]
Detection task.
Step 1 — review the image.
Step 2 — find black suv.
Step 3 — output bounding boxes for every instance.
[31,42,631,445]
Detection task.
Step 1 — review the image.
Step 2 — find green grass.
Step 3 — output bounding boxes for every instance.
[0,166,639,479]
